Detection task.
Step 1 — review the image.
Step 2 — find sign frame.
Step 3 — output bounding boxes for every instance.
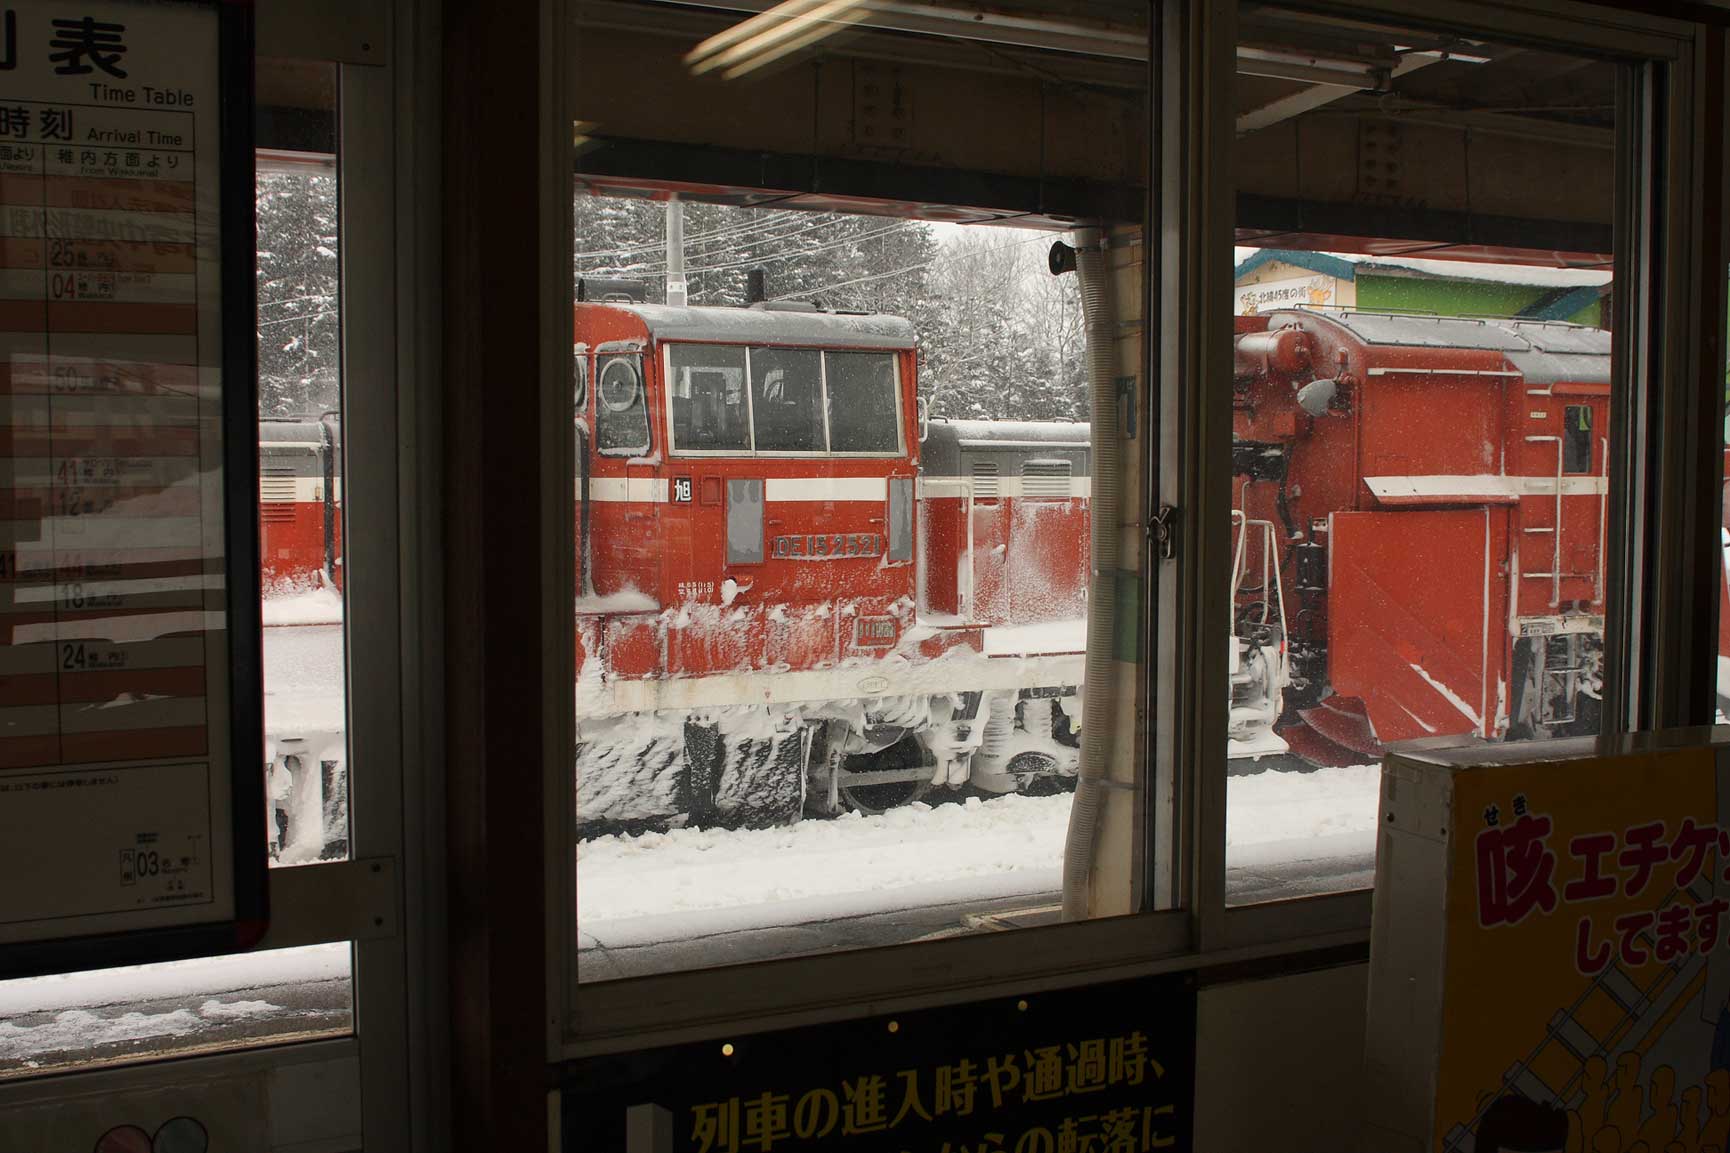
[0,0,265,978]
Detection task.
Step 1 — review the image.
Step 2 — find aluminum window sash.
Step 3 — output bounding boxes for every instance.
[1269,0,1688,60]
[336,58,417,1153]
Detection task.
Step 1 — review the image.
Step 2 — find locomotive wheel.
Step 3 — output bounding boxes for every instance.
[837,735,931,815]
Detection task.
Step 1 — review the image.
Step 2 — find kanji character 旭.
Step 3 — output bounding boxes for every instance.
[841,1075,889,1135]
[1699,897,1730,955]
[1576,916,1611,976]
[1476,810,1558,927]
[741,1091,790,1152]
[1620,821,1670,897]
[934,1058,979,1117]
[1564,832,1618,902]
[792,1089,838,1140]
[692,1099,741,1153]
[1672,819,1720,889]
[49,17,128,78]
[1655,905,1692,963]
[891,1068,931,1126]
[1616,910,1656,966]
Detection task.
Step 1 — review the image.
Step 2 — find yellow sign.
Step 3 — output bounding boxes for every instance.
[1436,746,1730,1151]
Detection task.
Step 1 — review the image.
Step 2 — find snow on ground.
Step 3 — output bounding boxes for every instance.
[0,944,349,1065]
[1226,762,1382,847]
[577,764,1385,947]
[261,584,344,627]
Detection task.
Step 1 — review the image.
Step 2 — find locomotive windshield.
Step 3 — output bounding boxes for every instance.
[668,343,750,452]
[749,347,824,452]
[666,342,903,456]
[826,351,900,454]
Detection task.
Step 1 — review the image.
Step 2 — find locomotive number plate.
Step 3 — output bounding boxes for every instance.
[771,533,882,559]
[670,477,693,503]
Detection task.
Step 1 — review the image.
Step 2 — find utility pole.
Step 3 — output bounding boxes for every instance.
[666,197,687,306]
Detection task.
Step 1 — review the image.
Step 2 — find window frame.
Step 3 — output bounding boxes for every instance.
[594,350,652,458]
[555,0,1721,1060]
[662,341,908,459]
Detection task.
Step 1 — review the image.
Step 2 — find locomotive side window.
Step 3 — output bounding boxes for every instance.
[749,347,824,452]
[1564,405,1593,474]
[668,343,750,453]
[825,351,901,454]
[596,354,650,456]
[574,348,589,410]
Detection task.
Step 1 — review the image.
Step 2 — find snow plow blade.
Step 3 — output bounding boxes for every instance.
[1286,696,1383,766]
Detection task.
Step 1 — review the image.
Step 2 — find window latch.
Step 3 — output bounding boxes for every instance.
[1151,505,1178,562]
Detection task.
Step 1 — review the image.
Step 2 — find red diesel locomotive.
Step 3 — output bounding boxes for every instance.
[570,300,1090,832]
[257,295,1730,838]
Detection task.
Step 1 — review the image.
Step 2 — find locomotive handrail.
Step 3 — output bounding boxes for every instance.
[1525,434,1564,608]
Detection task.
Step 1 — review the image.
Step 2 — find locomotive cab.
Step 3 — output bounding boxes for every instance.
[574,301,920,674]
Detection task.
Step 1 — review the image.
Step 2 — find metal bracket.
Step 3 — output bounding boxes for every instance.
[1116,375,1137,438]
[1151,505,1179,562]
[258,855,399,950]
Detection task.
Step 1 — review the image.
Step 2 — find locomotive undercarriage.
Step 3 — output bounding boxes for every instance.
[573,688,1082,837]
[1508,626,1605,742]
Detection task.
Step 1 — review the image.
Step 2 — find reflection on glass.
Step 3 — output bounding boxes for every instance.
[0,943,352,1078]
[1226,9,1616,903]
[257,151,348,867]
[573,210,1118,979]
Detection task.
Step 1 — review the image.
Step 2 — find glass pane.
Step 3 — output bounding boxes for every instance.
[667,343,749,452]
[1227,9,1616,903]
[572,0,1149,982]
[0,943,351,1077]
[595,354,649,456]
[749,347,823,452]
[258,136,347,866]
[826,352,899,453]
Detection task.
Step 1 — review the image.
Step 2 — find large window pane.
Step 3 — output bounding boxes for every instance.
[667,343,749,453]
[827,352,900,454]
[749,347,823,452]
[1226,10,1616,903]
[571,0,1149,983]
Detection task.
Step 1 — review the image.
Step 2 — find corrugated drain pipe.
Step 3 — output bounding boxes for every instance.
[1062,227,1122,921]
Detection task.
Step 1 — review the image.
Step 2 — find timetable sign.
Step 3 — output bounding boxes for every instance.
[0,0,254,951]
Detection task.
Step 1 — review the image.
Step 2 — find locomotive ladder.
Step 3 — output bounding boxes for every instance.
[1441,874,1715,1153]
[1519,432,1609,611]
[1522,434,1564,609]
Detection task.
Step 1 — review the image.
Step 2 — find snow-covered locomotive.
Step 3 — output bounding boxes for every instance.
[1232,309,1614,764]
[571,301,1091,832]
[262,299,1723,841]
[258,414,342,594]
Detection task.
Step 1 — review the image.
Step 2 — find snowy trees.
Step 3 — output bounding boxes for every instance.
[573,193,1089,423]
[250,177,1088,423]
[256,169,340,419]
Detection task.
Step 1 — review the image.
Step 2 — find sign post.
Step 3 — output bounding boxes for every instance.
[0,0,262,976]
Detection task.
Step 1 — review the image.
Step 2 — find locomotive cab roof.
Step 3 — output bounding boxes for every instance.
[1264,308,1612,385]
[577,301,917,350]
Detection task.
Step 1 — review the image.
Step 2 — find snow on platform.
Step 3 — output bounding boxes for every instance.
[261,584,344,628]
[577,763,1385,954]
[981,619,1086,657]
